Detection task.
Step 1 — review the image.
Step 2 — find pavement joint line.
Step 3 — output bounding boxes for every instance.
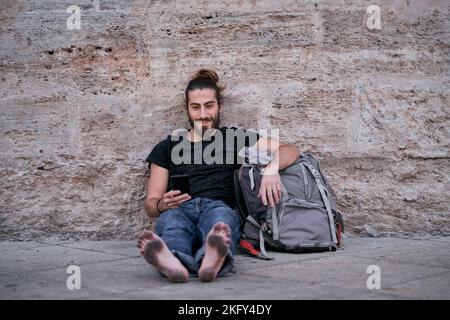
[237,272,303,284]
[235,270,349,288]
[343,254,450,270]
[1,256,141,276]
[13,240,141,258]
[236,251,381,271]
[35,240,80,247]
[424,238,450,244]
[55,243,141,258]
[61,255,142,269]
[384,269,450,288]
[396,237,450,242]
[343,236,450,243]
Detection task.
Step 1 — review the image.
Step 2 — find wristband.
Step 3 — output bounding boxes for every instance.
[156,198,163,214]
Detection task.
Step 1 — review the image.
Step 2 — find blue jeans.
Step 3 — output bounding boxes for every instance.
[155,197,241,278]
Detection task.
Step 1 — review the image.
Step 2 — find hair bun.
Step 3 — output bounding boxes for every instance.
[192,68,219,83]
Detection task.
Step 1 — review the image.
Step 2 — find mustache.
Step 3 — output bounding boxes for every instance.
[194,118,213,121]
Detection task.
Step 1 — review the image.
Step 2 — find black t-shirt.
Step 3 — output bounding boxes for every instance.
[146,127,260,208]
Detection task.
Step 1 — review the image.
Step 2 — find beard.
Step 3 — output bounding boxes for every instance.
[188,112,221,136]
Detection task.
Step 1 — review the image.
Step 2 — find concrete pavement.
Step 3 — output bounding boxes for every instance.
[1,235,449,299]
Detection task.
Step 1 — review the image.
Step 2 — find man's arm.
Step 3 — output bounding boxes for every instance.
[145,164,169,217]
[254,137,300,207]
[255,137,300,174]
[145,163,191,217]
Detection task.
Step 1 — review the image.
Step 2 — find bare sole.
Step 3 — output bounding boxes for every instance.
[199,233,229,282]
[142,236,188,283]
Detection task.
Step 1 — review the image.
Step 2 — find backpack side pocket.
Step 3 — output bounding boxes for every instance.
[278,198,336,252]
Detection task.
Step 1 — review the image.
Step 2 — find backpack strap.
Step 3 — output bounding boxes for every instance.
[239,239,273,260]
[246,215,274,260]
[302,163,338,245]
[259,229,269,257]
[300,164,310,199]
[269,206,279,241]
[249,167,255,190]
[233,169,248,224]
[268,182,288,241]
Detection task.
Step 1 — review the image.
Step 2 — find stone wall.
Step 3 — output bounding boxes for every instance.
[0,0,449,239]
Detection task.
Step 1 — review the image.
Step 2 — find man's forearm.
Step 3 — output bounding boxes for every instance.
[278,144,300,170]
[255,137,300,173]
[145,197,161,217]
[265,144,300,174]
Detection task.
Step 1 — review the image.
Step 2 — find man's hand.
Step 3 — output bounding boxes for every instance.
[258,172,282,208]
[158,190,191,212]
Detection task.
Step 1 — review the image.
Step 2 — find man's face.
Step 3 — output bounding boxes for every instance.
[187,88,220,134]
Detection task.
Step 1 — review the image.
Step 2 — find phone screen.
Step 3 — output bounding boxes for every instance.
[170,175,191,195]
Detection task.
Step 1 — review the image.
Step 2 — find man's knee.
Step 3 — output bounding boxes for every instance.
[202,208,241,235]
[155,208,189,234]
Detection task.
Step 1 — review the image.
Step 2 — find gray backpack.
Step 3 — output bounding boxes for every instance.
[234,152,344,259]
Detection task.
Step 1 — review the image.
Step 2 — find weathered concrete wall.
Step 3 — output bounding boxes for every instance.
[0,0,449,239]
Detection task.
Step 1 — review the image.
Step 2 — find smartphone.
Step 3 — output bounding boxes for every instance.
[170,174,191,195]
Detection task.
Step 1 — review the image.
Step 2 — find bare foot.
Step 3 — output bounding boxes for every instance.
[137,231,189,283]
[198,222,231,282]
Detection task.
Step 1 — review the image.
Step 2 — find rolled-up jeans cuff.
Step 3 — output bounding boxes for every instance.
[171,250,198,278]
[194,247,235,277]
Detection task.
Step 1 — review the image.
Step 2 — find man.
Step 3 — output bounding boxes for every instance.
[138,69,300,282]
